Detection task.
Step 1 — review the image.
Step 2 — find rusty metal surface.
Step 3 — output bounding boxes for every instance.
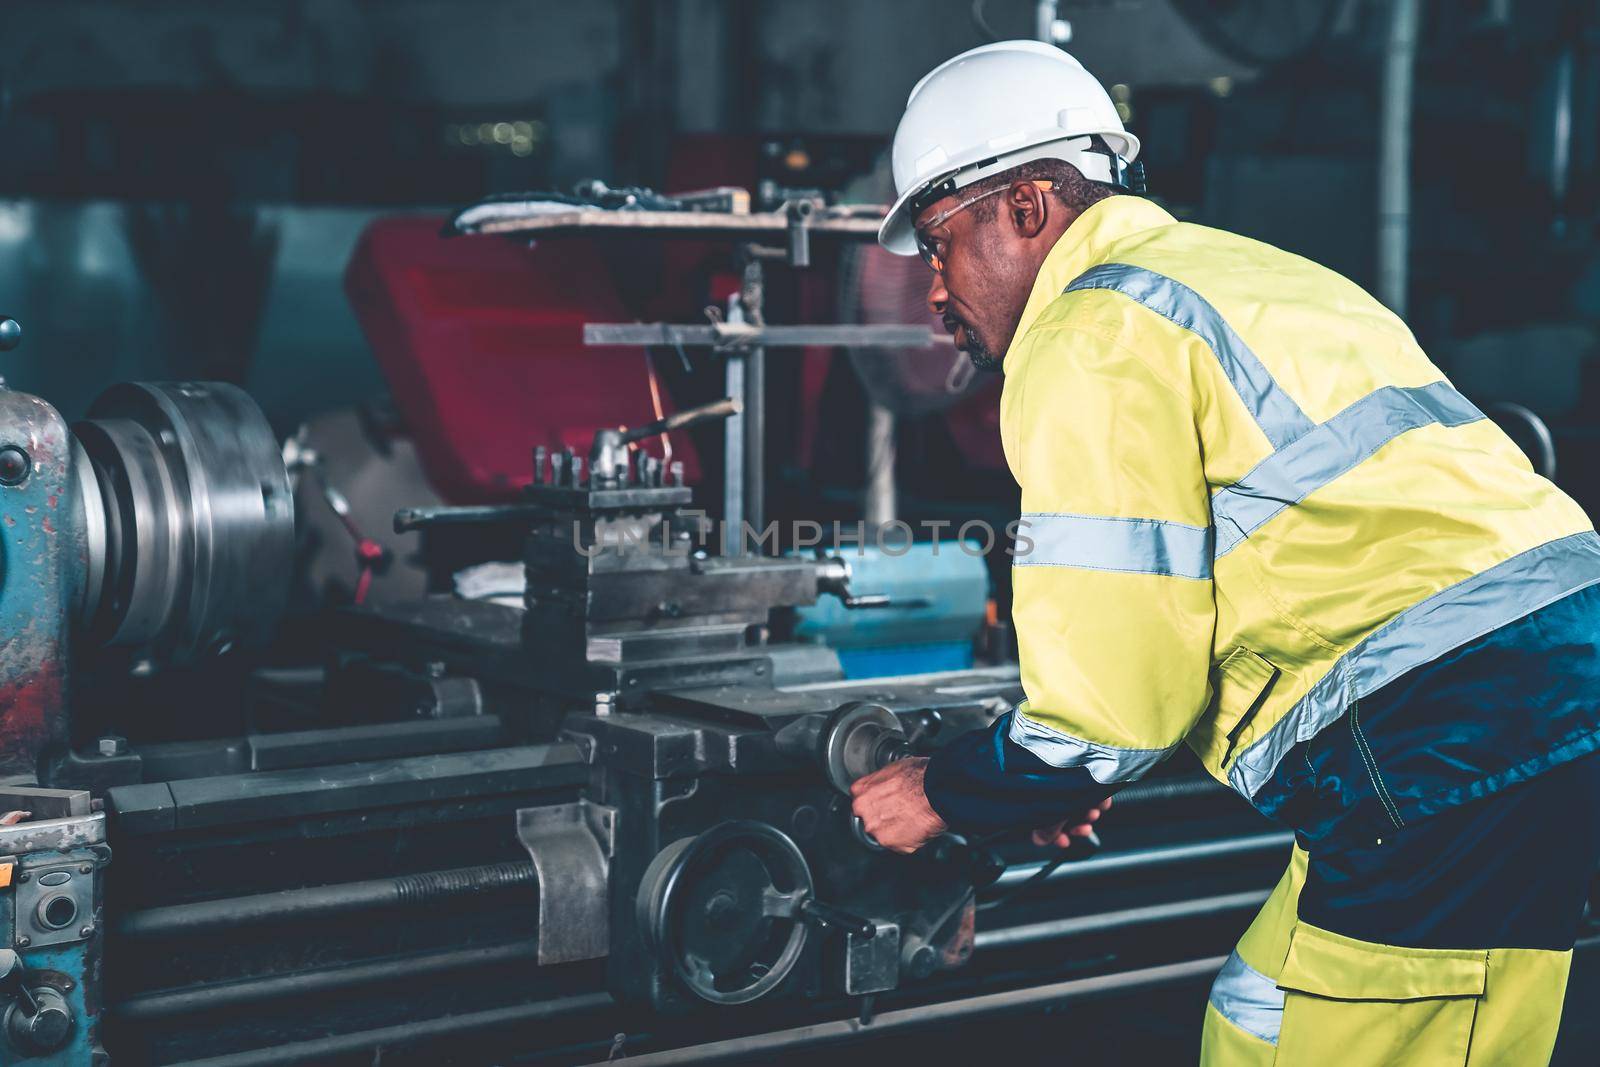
[0,389,78,783]
[0,811,104,855]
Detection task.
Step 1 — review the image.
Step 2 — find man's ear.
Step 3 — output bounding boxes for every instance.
[1006,181,1049,240]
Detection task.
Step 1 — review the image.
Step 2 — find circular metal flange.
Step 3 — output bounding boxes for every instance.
[73,381,293,661]
[637,820,815,1005]
[821,702,908,794]
[4,985,73,1056]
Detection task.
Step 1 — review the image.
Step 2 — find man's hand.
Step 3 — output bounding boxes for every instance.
[1030,796,1111,847]
[851,759,1114,856]
[850,757,946,854]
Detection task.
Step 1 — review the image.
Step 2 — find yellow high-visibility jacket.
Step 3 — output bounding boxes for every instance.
[1003,195,1600,801]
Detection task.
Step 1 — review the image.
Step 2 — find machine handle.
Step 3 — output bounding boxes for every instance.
[393,503,546,534]
[0,949,32,1009]
[852,814,887,852]
[617,395,742,446]
[839,592,930,610]
[797,896,876,940]
[814,555,930,611]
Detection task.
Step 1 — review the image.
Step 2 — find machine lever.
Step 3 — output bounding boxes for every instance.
[617,396,742,446]
[814,554,930,611]
[839,592,931,610]
[797,897,876,940]
[0,950,35,1013]
[394,503,547,533]
[590,396,743,487]
[0,946,72,1059]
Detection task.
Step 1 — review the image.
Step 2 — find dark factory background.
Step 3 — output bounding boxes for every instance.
[7,1,1598,531]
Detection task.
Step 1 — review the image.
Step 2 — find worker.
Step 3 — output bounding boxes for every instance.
[851,39,1600,1066]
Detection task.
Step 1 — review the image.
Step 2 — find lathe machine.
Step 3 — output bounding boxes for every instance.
[0,335,1318,1065]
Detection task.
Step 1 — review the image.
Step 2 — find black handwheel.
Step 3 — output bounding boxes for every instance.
[637,821,816,1005]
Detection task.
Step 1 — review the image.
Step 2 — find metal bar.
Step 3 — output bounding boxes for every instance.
[573,956,1227,1066]
[1113,774,1232,808]
[989,832,1294,893]
[865,402,896,527]
[394,504,547,532]
[462,207,883,238]
[1377,0,1420,314]
[740,256,767,552]
[723,350,745,555]
[162,993,617,1067]
[0,812,104,854]
[619,396,742,445]
[583,323,943,348]
[974,889,1271,952]
[116,861,537,939]
[106,743,586,834]
[111,939,544,1021]
[745,342,765,548]
[131,932,1600,1067]
[245,718,506,771]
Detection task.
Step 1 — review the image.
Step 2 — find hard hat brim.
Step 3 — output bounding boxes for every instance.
[877,181,928,256]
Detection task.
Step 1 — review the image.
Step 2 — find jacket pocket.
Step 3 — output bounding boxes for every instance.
[1273,922,1486,1067]
[1192,647,1281,772]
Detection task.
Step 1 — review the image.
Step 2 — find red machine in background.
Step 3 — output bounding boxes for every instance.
[341,135,1005,523]
[344,217,706,503]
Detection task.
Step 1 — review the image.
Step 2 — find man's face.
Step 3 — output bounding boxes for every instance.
[913,183,1045,373]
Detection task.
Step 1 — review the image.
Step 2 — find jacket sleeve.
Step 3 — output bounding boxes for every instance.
[923,712,1116,836]
[924,323,1215,833]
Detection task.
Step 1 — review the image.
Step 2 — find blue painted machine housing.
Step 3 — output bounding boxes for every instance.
[0,806,107,1065]
[793,542,990,678]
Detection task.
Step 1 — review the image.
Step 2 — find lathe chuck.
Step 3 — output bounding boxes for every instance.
[72,381,293,661]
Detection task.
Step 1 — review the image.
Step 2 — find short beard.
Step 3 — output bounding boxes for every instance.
[963,337,1004,373]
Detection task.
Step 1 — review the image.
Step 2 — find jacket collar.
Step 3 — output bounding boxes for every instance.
[1002,196,1176,371]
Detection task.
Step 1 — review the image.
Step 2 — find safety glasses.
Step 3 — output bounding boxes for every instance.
[912,180,1053,273]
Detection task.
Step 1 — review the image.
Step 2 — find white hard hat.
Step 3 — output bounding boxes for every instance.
[878,40,1141,255]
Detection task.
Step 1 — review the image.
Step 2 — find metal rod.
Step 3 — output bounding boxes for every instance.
[864,402,896,527]
[1377,0,1420,315]
[619,396,742,445]
[989,832,1294,894]
[460,207,884,239]
[163,993,617,1067]
[394,503,546,533]
[745,342,765,548]
[1112,775,1231,807]
[1550,45,1575,236]
[152,931,1600,1067]
[723,349,746,555]
[741,255,767,551]
[573,956,1227,1066]
[974,889,1271,952]
[583,323,942,348]
[111,939,545,1021]
[117,861,536,939]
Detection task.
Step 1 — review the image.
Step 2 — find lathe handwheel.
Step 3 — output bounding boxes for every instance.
[637,821,814,1005]
[821,702,908,794]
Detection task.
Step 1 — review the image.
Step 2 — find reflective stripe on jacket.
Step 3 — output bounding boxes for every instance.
[1001,196,1600,804]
